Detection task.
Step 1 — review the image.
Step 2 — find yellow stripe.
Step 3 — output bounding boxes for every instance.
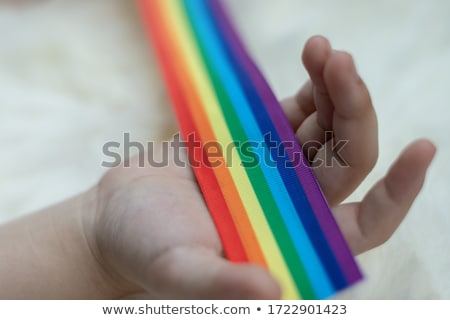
[162,0,299,299]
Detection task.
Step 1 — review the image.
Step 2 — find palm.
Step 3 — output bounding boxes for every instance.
[95,154,225,298]
[94,36,435,299]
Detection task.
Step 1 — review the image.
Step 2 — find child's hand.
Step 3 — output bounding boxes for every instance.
[86,36,435,299]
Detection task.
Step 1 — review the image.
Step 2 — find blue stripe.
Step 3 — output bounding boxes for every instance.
[204,0,349,290]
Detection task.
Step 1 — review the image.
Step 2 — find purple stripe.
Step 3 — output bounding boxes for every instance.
[208,0,362,283]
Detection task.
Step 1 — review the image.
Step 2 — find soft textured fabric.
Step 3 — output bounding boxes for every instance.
[0,0,448,299]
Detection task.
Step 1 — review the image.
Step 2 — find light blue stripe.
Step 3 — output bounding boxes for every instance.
[184,0,334,298]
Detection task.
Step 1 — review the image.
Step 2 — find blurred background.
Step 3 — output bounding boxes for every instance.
[0,0,449,299]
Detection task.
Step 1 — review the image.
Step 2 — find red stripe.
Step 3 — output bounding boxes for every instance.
[138,0,248,262]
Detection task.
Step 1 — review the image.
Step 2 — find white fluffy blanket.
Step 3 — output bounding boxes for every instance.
[1,0,449,299]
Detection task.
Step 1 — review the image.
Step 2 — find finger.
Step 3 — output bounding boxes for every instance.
[296,112,328,162]
[313,51,378,205]
[332,140,436,255]
[302,35,334,130]
[280,80,315,130]
[142,246,281,299]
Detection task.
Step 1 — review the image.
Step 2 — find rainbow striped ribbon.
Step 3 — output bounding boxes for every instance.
[139,0,362,299]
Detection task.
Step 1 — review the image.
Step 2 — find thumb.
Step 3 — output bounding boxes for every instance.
[141,246,281,299]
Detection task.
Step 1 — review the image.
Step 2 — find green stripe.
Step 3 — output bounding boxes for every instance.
[181,0,316,299]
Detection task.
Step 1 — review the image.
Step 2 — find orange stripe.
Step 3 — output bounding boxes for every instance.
[141,0,266,266]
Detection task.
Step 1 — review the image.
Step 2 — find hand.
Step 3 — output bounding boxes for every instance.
[282,36,435,254]
[85,36,435,299]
